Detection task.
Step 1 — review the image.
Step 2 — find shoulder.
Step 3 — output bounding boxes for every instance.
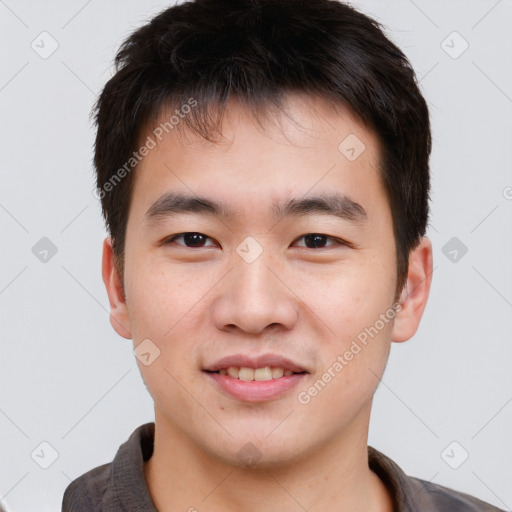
[61,423,155,512]
[368,446,505,512]
[409,477,506,512]
[62,461,120,511]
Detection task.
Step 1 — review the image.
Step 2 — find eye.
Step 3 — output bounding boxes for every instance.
[162,232,348,250]
[292,233,345,249]
[164,232,217,248]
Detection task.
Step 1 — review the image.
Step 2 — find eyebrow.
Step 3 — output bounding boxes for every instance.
[143,192,368,225]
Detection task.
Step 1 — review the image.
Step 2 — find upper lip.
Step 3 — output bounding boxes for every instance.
[203,353,309,373]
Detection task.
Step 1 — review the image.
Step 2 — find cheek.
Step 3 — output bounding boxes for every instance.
[312,260,395,340]
[304,254,396,401]
[294,316,393,431]
[125,257,210,380]
[125,253,193,338]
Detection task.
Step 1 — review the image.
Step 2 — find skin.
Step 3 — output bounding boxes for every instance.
[102,93,433,512]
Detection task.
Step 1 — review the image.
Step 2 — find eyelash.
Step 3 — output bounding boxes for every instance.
[163,232,348,249]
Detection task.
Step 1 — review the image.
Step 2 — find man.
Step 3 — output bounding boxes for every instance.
[62,0,504,510]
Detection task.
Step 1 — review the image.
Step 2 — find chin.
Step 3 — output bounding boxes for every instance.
[206,434,309,470]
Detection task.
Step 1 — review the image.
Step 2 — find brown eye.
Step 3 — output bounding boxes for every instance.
[293,234,343,249]
[165,232,216,248]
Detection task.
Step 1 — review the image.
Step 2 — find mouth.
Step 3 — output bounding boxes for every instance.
[204,366,306,381]
[202,354,309,402]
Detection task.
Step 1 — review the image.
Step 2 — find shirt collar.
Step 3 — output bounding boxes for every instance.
[111,422,435,511]
[112,422,158,511]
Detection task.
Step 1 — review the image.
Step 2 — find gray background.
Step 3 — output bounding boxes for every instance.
[1,0,511,510]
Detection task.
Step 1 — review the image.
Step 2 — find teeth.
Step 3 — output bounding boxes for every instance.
[254,367,272,381]
[220,366,298,380]
[271,367,284,379]
[239,367,254,381]
[227,367,239,379]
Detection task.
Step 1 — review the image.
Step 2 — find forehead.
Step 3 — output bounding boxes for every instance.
[143,93,377,153]
[130,93,386,223]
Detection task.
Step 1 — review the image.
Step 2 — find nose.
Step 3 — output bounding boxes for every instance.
[211,250,299,335]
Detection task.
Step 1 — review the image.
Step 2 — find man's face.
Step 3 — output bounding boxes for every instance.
[110,94,403,466]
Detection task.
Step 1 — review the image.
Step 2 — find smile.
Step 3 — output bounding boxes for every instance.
[210,366,303,381]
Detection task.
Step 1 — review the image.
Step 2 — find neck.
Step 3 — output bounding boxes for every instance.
[144,404,392,512]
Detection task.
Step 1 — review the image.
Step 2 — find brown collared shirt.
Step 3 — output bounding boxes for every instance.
[62,423,505,511]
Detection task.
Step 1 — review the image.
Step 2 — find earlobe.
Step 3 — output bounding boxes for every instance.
[101,236,132,339]
[391,237,433,343]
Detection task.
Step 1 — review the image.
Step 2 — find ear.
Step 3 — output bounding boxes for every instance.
[391,237,433,343]
[102,236,132,339]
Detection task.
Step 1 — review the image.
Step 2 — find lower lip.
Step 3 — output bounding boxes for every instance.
[203,371,307,402]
